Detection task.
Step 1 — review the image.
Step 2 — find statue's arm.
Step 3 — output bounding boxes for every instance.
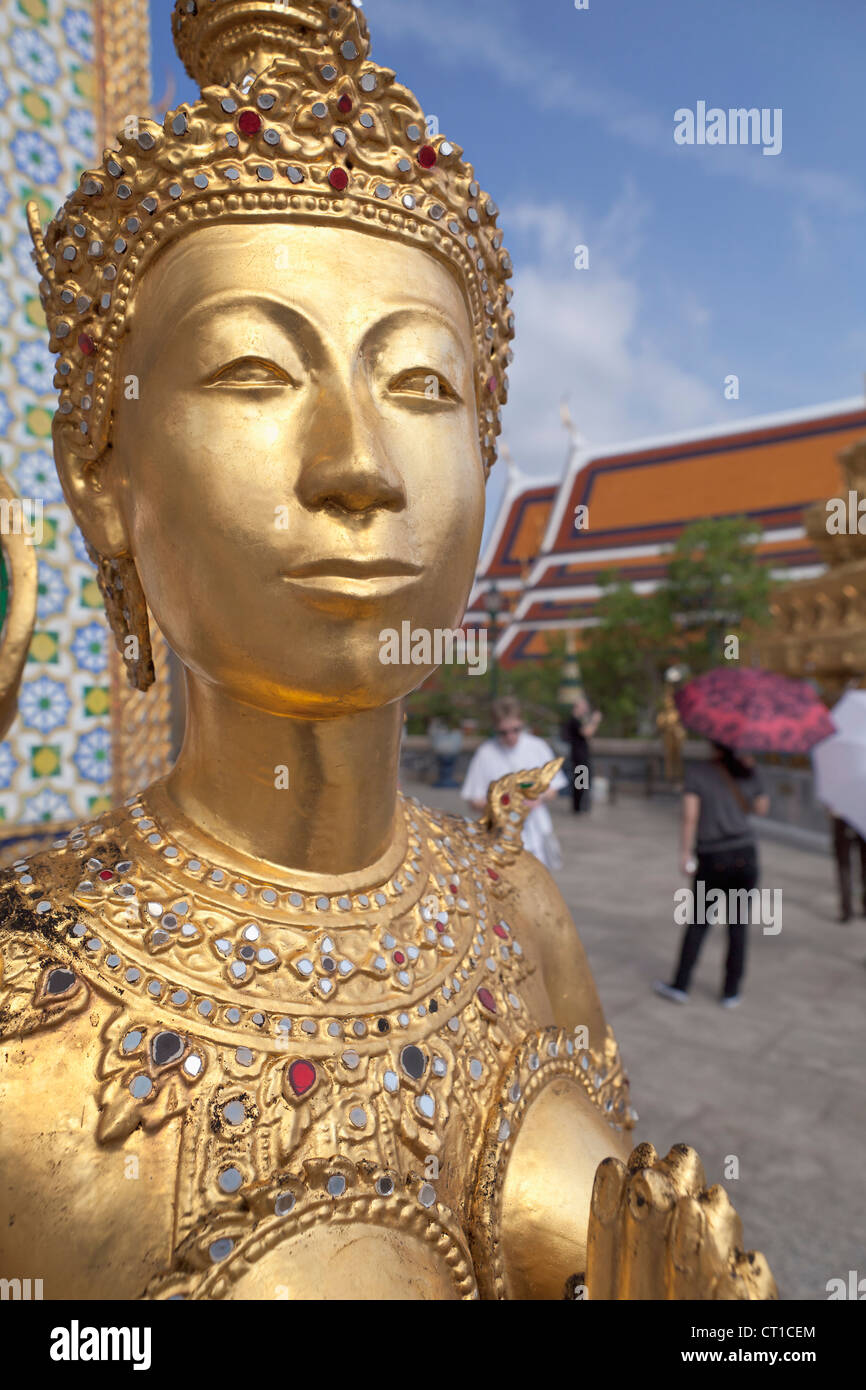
[501,849,777,1301]
[482,759,609,1040]
[508,847,609,1040]
[514,869,778,1300]
[481,769,777,1300]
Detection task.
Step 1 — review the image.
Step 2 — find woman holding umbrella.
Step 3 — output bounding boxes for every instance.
[654,667,833,1008]
[655,742,769,1007]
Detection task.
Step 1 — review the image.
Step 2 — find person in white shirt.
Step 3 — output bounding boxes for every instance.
[461,697,566,871]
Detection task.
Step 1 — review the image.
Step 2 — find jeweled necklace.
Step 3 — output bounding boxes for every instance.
[121,788,434,921]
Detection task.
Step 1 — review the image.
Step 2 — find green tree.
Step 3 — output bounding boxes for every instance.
[664,516,773,671]
[579,517,772,735]
[579,579,671,736]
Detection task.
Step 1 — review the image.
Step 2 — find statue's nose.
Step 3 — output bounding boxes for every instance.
[295,378,405,517]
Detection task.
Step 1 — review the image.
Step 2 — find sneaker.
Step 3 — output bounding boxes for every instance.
[720,994,742,1009]
[653,980,688,1004]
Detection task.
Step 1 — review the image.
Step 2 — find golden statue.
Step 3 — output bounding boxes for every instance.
[657,683,686,785]
[0,0,775,1301]
[0,470,38,742]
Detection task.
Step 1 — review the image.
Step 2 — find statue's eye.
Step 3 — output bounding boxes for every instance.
[388,368,459,403]
[208,357,296,386]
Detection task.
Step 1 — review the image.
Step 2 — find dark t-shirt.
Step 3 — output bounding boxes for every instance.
[684,761,765,852]
[564,715,590,763]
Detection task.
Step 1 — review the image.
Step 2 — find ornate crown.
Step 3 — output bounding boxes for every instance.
[28,0,514,474]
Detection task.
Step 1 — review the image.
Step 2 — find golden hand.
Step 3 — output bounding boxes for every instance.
[583,1142,778,1300]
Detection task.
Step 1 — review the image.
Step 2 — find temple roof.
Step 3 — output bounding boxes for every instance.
[469,452,559,613]
[469,398,866,664]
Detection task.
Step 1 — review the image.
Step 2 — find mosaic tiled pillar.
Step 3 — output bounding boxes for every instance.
[0,0,173,839]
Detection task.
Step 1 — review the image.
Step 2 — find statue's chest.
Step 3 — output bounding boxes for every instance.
[0,903,544,1298]
[1,951,630,1300]
[0,802,633,1299]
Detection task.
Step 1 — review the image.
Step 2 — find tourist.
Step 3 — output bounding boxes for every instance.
[830,813,866,923]
[563,694,602,813]
[461,697,566,870]
[654,742,770,1008]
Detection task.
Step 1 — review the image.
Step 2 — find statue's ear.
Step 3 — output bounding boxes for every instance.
[52,415,131,558]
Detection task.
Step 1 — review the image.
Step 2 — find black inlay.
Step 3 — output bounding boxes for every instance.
[151,1031,185,1067]
[46,968,76,996]
[400,1044,426,1080]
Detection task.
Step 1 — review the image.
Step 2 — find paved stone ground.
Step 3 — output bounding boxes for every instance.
[405,777,866,1302]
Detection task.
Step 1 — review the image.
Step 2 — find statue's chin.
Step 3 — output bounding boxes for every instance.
[176,652,436,719]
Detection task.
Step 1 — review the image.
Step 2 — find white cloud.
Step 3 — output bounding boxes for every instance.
[502,263,720,475]
[498,195,720,477]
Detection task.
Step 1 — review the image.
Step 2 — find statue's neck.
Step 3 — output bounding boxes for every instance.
[158,672,406,883]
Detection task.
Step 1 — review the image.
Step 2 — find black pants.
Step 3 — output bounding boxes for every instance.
[571,742,591,813]
[832,817,866,917]
[573,766,592,814]
[672,845,758,998]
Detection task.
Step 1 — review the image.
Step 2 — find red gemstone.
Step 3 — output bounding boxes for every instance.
[237,109,262,135]
[98,869,114,881]
[78,333,95,356]
[487,376,498,393]
[477,988,497,1014]
[288,1059,316,1097]
[393,950,405,965]
[501,794,510,806]
[328,166,349,190]
[487,868,499,881]
[337,94,353,114]
[449,883,458,895]
[436,923,446,934]
[418,144,437,169]
[493,923,509,939]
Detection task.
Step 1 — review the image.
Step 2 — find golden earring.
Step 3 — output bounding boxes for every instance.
[91,549,155,693]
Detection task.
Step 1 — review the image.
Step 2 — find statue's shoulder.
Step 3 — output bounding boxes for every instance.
[0,809,126,1040]
[411,761,610,1040]
[0,861,72,1042]
[409,760,572,948]
[425,754,567,892]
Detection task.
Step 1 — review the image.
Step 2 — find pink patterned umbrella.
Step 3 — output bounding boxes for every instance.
[674,668,834,753]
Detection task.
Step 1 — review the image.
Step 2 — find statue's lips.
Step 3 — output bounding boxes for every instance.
[280,558,422,599]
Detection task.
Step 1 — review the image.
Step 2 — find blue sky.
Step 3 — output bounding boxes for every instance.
[150,0,866,503]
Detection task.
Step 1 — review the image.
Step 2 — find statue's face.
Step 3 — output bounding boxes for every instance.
[107,223,485,714]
